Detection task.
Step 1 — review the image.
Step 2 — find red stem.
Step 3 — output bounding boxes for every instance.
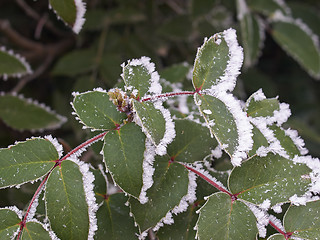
[183,164,232,197]
[141,91,196,102]
[269,220,293,239]
[16,131,108,239]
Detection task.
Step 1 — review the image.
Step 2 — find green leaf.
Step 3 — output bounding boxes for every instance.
[21,221,51,240]
[196,192,257,240]
[95,193,138,239]
[157,15,192,40]
[0,138,58,189]
[52,49,96,77]
[0,94,66,131]
[103,123,146,198]
[245,92,279,118]
[229,153,311,206]
[49,0,86,34]
[269,125,301,158]
[122,56,160,98]
[239,12,264,67]
[284,200,320,239]
[246,0,289,16]
[167,119,216,163]
[0,208,21,239]
[132,100,167,146]
[194,94,238,160]
[0,48,31,78]
[45,160,90,240]
[156,204,198,240]
[267,233,286,240]
[72,90,126,130]
[129,157,189,233]
[192,32,229,90]
[271,20,320,79]
[91,167,107,203]
[249,125,269,157]
[160,63,190,85]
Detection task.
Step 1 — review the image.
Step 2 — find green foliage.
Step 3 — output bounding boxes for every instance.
[0,0,319,240]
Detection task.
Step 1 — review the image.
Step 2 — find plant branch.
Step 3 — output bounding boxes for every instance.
[269,220,292,240]
[141,91,196,102]
[16,131,109,238]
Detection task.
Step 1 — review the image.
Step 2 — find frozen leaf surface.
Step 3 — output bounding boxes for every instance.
[0,138,58,189]
[103,123,146,198]
[229,153,311,206]
[49,0,86,34]
[95,193,138,240]
[21,221,51,240]
[0,94,66,131]
[45,160,91,240]
[0,47,32,79]
[129,157,189,233]
[284,200,320,239]
[72,90,126,130]
[0,208,21,239]
[196,192,257,240]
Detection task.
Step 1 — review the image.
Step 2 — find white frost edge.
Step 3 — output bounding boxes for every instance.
[207,28,244,93]
[69,159,98,240]
[236,0,249,21]
[283,128,308,155]
[71,88,109,131]
[242,201,269,238]
[0,46,32,80]
[271,11,320,79]
[72,0,86,34]
[45,135,64,158]
[139,139,156,204]
[271,202,285,213]
[121,56,162,98]
[48,0,86,34]
[269,214,286,232]
[202,91,253,166]
[1,206,23,220]
[0,92,67,131]
[26,219,60,240]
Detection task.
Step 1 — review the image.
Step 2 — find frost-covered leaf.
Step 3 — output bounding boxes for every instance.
[0,208,21,239]
[102,123,146,198]
[0,47,32,79]
[246,92,280,118]
[129,157,189,233]
[45,160,94,240]
[237,0,265,67]
[246,0,290,16]
[72,89,126,130]
[269,125,301,158]
[0,94,66,131]
[195,93,252,166]
[0,138,59,189]
[122,56,161,98]
[196,192,257,240]
[229,153,311,206]
[271,17,320,79]
[95,193,138,239]
[21,221,51,240]
[267,233,286,240]
[156,204,198,240]
[91,167,107,203]
[133,100,175,155]
[49,0,86,34]
[249,125,269,157]
[167,119,216,163]
[192,28,243,92]
[284,200,320,239]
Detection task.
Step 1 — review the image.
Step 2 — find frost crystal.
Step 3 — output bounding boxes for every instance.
[73,0,86,34]
[152,211,174,232]
[2,206,23,220]
[139,139,156,204]
[70,159,98,240]
[259,199,271,211]
[271,203,284,213]
[45,135,63,158]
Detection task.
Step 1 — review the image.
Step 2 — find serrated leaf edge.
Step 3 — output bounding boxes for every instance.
[0,46,32,80]
[0,92,67,132]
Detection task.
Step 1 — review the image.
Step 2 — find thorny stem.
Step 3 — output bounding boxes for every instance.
[16,131,109,239]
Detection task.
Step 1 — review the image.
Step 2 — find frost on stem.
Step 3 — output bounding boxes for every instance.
[69,159,98,240]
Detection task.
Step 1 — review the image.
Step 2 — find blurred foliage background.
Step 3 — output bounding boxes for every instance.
[0,0,319,209]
